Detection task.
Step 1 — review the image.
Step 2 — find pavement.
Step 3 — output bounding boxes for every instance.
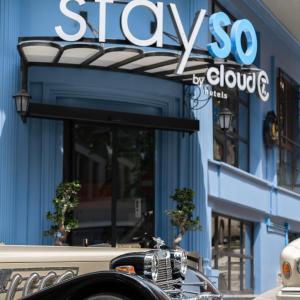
[253,287,281,300]
[222,287,281,300]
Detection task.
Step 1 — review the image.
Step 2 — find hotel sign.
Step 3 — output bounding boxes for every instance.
[55,0,269,101]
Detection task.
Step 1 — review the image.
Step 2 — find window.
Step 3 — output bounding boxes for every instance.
[289,231,300,243]
[213,90,250,171]
[212,1,250,172]
[277,69,300,192]
[211,213,254,293]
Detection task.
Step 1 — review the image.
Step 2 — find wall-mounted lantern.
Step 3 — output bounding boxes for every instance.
[13,89,30,122]
[263,111,279,147]
[218,107,233,131]
[184,85,233,132]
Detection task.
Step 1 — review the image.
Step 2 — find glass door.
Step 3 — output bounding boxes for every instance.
[115,128,154,244]
[64,122,154,246]
[211,213,254,294]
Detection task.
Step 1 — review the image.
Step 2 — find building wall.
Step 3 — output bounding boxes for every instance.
[207,0,300,294]
[0,0,21,244]
[11,0,212,253]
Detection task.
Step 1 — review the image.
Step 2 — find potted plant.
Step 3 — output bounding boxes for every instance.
[44,181,81,246]
[166,188,201,248]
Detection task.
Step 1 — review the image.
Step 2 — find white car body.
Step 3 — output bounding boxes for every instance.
[277,238,300,300]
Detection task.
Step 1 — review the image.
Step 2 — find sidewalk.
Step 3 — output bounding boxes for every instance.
[222,287,281,300]
[253,287,281,300]
[223,295,255,300]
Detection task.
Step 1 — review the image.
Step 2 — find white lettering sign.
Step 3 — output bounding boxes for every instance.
[121,0,163,47]
[194,65,270,101]
[55,0,269,101]
[168,5,206,75]
[55,0,87,42]
[95,0,114,43]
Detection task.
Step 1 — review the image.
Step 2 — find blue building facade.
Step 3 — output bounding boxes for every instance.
[1,0,300,295]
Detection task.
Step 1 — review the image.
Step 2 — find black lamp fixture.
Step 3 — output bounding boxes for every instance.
[218,107,233,131]
[13,89,31,122]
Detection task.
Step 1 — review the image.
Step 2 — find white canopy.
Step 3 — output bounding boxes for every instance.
[18,40,242,84]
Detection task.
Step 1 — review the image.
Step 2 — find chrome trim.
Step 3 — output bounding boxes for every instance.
[170,249,188,276]
[56,270,74,284]
[0,267,79,299]
[22,273,40,297]
[5,274,22,300]
[38,272,57,291]
[144,252,159,282]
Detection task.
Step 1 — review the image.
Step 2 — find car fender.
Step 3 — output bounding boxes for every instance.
[22,271,170,300]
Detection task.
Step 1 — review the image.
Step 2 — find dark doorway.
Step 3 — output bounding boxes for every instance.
[211,213,254,294]
[64,121,155,246]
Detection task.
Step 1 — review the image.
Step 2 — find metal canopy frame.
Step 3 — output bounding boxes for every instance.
[17,36,247,85]
[16,36,259,133]
[29,103,199,133]
[17,36,206,133]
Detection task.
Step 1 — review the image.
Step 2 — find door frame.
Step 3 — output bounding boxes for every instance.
[212,212,255,293]
[63,120,155,246]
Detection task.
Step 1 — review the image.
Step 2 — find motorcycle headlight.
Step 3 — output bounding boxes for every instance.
[144,253,159,282]
[171,249,188,277]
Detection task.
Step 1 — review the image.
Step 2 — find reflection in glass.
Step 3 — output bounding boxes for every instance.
[72,125,113,246]
[68,123,154,246]
[115,128,154,244]
[211,214,254,294]
[213,86,249,171]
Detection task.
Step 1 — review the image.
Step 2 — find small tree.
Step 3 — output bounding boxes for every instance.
[44,181,81,246]
[166,188,201,248]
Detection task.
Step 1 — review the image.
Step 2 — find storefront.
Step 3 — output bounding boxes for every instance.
[1,0,300,296]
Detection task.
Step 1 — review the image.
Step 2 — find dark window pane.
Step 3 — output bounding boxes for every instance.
[226,138,237,166]
[214,132,225,162]
[116,129,154,244]
[229,219,241,250]
[277,70,300,192]
[239,141,249,171]
[72,125,113,246]
[212,213,254,293]
[213,92,249,172]
[239,104,248,140]
[68,123,154,246]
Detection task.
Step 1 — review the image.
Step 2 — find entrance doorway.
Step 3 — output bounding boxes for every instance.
[211,213,254,293]
[64,122,155,246]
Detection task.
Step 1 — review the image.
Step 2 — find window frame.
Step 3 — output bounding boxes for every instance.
[63,121,156,246]
[212,212,255,293]
[211,1,250,172]
[277,68,300,192]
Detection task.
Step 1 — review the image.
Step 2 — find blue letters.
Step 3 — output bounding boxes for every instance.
[207,12,258,65]
[207,12,231,59]
[231,19,257,65]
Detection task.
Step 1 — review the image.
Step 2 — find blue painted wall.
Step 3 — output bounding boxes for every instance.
[0,0,21,244]
[207,0,300,294]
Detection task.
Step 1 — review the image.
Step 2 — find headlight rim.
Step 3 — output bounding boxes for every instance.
[180,250,188,276]
[171,249,188,277]
[144,252,159,282]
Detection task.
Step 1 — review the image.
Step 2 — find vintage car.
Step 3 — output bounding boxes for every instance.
[277,238,300,299]
[0,238,222,300]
